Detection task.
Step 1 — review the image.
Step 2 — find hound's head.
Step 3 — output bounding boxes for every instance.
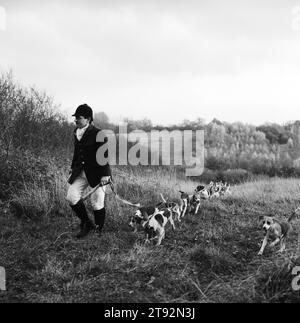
[259,215,274,232]
[134,209,142,218]
[192,192,201,202]
[129,216,138,229]
[128,216,136,228]
[129,209,143,228]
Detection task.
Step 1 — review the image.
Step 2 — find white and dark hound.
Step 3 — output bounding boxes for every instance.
[179,191,192,218]
[129,204,176,246]
[258,208,300,255]
[155,201,182,222]
[129,206,156,233]
[143,208,176,246]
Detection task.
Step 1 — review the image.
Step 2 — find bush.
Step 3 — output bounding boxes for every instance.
[205,155,230,170]
[197,168,217,183]
[0,72,73,156]
[7,152,69,219]
[0,149,69,201]
[220,169,252,184]
[199,168,252,184]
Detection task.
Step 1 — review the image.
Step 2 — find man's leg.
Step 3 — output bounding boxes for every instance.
[90,185,107,236]
[66,171,94,238]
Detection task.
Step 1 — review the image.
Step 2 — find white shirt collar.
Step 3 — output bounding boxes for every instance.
[78,123,89,132]
[76,124,89,140]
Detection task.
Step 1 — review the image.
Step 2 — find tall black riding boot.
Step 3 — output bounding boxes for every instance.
[93,208,106,236]
[70,201,95,239]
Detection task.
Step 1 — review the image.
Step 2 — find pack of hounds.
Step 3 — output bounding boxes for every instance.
[129,181,231,246]
[128,181,300,256]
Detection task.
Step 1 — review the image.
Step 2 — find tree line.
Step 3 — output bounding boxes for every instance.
[1,71,299,178]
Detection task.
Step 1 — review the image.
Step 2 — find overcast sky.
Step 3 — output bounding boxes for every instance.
[1,0,300,126]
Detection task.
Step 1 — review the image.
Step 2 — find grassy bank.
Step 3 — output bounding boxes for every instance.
[1,161,300,303]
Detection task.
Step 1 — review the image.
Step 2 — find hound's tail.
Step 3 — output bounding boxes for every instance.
[160,194,167,203]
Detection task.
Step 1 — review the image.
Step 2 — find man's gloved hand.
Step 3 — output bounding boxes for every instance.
[100,176,111,186]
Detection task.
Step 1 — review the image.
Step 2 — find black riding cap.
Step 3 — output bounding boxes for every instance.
[72,104,93,121]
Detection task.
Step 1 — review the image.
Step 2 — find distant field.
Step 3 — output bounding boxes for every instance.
[1,164,300,303]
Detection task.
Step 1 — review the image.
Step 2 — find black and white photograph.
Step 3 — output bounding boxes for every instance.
[1,0,300,306]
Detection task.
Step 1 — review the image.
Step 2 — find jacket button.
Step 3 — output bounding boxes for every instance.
[82,162,85,165]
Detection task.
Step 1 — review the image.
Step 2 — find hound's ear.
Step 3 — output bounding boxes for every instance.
[258,215,264,221]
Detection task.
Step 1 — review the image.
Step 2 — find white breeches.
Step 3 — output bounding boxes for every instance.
[66,170,106,210]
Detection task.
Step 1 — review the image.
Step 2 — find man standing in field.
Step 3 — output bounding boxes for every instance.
[66,104,111,238]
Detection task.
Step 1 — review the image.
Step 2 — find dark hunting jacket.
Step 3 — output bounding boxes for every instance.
[68,124,111,188]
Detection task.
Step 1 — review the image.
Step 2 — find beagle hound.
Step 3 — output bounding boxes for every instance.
[258,209,300,255]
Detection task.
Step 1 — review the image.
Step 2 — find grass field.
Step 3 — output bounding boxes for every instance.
[1,164,300,303]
